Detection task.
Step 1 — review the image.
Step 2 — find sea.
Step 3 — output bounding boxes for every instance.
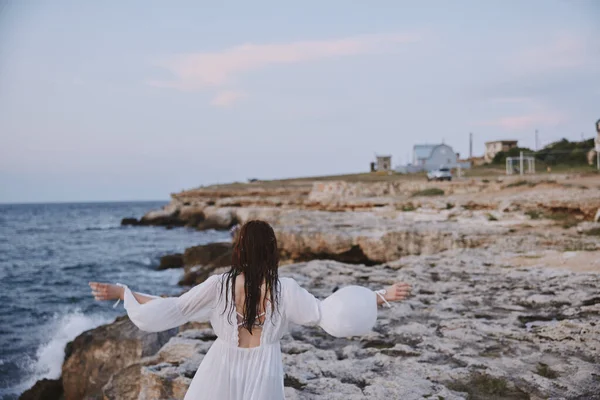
[0,201,229,399]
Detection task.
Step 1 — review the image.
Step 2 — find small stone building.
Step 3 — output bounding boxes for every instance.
[375,155,392,172]
[484,140,518,163]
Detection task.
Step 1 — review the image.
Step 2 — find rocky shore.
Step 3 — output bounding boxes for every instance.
[22,173,600,399]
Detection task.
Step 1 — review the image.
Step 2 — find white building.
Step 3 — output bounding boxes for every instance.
[396,143,470,173]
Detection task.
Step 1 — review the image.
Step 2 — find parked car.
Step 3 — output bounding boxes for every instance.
[427,167,452,181]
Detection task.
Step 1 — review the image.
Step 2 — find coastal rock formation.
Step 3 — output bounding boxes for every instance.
[120,217,140,226]
[102,329,216,400]
[61,315,177,400]
[158,253,184,270]
[178,242,232,285]
[18,378,63,400]
[167,201,599,276]
[137,176,600,228]
[53,249,600,399]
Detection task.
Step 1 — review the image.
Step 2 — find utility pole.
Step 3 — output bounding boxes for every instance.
[535,129,538,151]
[596,119,600,171]
[469,132,473,159]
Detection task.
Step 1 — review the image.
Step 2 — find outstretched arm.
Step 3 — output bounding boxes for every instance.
[88,275,221,332]
[283,278,412,338]
[89,282,155,304]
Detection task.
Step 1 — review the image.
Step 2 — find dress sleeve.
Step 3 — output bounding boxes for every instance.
[122,274,222,332]
[282,277,378,338]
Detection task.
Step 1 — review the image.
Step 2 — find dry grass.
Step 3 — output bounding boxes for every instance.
[446,372,529,400]
[412,188,445,197]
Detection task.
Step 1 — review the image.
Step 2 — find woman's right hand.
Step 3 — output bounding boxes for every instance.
[89,282,124,302]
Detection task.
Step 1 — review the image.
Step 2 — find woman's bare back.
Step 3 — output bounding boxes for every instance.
[234,275,269,348]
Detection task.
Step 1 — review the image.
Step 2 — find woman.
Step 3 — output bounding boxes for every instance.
[90,220,411,399]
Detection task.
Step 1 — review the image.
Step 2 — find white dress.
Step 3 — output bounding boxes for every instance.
[120,274,379,400]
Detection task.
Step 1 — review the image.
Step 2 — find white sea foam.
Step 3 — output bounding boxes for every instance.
[18,310,111,393]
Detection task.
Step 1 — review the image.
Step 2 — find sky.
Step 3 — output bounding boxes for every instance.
[0,0,599,202]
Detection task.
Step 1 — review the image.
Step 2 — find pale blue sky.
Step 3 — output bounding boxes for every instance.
[1,1,599,202]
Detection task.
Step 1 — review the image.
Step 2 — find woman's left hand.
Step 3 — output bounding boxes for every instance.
[382,282,412,302]
[89,282,123,301]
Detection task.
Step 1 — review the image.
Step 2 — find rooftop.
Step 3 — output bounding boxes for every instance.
[485,140,518,145]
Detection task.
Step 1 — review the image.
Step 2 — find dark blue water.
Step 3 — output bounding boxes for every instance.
[0,202,229,399]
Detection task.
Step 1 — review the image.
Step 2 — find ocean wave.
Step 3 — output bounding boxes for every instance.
[16,310,111,394]
[83,225,120,232]
[140,256,153,266]
[61,262,98,271]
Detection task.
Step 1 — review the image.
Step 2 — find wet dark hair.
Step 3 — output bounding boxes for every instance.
[222,220,279,333]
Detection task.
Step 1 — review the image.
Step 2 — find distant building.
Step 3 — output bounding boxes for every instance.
[413,144,458,170]
[484,140,518,163]
[375,155,392,172]
[395,143,470,173]
[467,156,486,167]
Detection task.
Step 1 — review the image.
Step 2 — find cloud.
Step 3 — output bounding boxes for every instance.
[210,90,245,107]
[511,33,595,74]
[147,33,419,105]
[480,112,565,130]
[478,96,566,130]
[489,97,535,105]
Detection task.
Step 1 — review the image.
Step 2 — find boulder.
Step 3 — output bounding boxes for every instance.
[102,330,215,400]
[61,315,176,400]
[139,205,185,227]
[183,242,232,269]
[18,378,63,400]
[595,208,600,223]
[193,207,238,230]
[120,218,140,226]
[178,264,217,286]
[101,364,142,400]
[138,205,238,231]
[178,243,232,286]
[158,253,184,270]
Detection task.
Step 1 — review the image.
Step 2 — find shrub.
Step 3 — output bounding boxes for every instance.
[536,363,559,379]
[506,180,531,188]
[412,188,445,197]
[447,372,529,399]
[487,213,498,221]
[584,227,600,236]
[398,202,417,212]
[525,210,542,220]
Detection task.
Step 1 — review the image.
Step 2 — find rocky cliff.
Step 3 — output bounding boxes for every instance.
[28,247,600,399]
[23,173,600,399]
[124,175,600,267]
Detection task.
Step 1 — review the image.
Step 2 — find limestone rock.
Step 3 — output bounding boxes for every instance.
[101,364,142,400]
[178,242,232,285]
[158,253,184,270]
[18,378,63,400]
[102,330,215,400]
[139,204,185,227]
[94,252,600,399]
[182,242,231,269]
[62,315,176,400]
[194,207,238,230]
[120,217,140,226]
